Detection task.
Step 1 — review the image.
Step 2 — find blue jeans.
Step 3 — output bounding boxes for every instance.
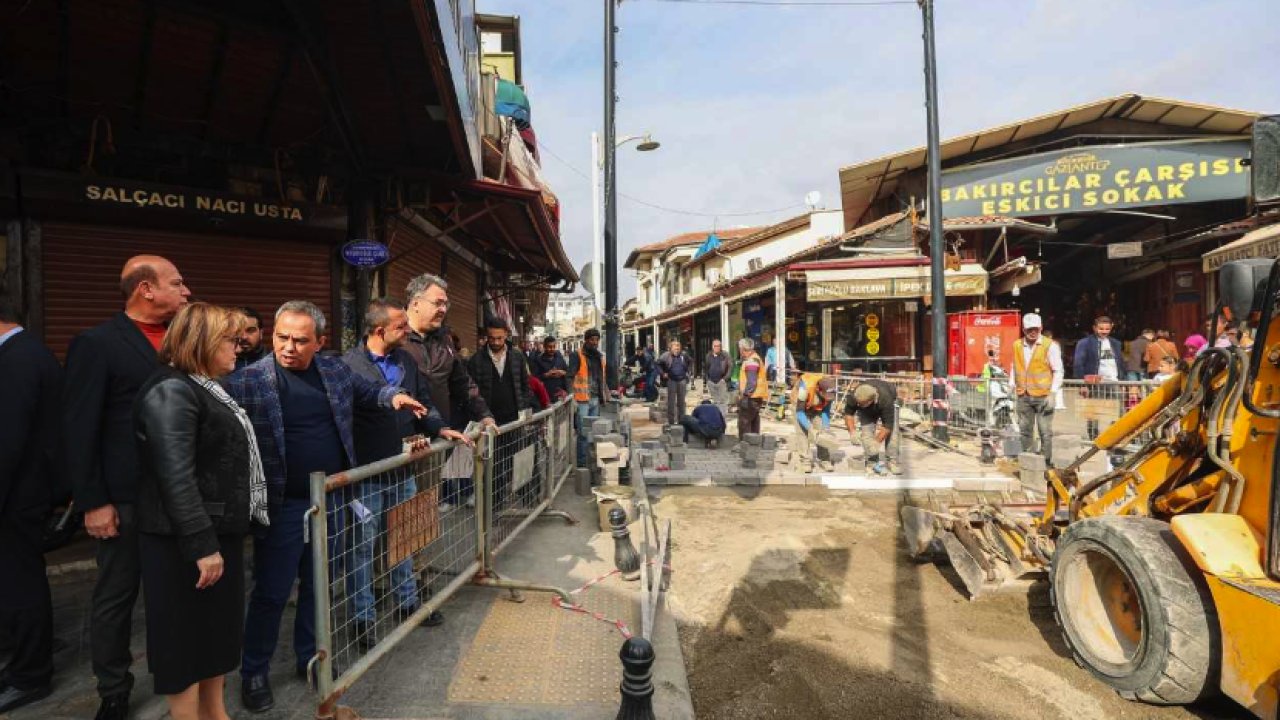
[346,480,419,623]
[576,398,600,467]
[242,496,344,678]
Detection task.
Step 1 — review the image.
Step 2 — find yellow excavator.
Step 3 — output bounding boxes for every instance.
[901,116,1280,718]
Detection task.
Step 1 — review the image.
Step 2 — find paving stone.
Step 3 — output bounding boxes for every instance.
[595,442,619,461]
[742,433,763,446]
[641,440,662,451]
[1018,452,1047,472]
[761,434,778,450]
[954,477,1019,492]
[742,457,757,468]
[592,419,615,437]
[639,451,655,469]
[1050,434,1082,467]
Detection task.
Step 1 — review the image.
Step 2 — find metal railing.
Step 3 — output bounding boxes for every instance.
[305,399,578,719]
[819,370,1161,449]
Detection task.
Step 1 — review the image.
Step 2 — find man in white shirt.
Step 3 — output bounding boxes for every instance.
[1012,313,1064,464]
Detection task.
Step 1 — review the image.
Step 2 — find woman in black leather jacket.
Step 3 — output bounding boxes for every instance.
[133,303,268,720]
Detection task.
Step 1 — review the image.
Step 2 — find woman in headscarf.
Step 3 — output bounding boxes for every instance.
[1183,333,1208,361]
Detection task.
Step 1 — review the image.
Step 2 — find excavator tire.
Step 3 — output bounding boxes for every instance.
[1050,517,1219,705]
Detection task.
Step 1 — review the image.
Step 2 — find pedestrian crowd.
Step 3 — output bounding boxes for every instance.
[0,255,586,719]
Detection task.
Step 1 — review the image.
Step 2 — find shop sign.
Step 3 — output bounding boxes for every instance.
[341,240,390,268]
[807,273,988,301]
[21,171,347,228]
[941,138,1249,219]
[1107,242,1143,259]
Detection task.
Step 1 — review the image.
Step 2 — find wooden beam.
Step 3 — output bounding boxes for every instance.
[199,24,231,141]
[132,0,158,128]
[257,40,296,146]
[279,0,367,174]
[372,0,416,163]
[56,0,70,119]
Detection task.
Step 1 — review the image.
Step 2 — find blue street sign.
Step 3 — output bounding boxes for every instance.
[341,240,390,268]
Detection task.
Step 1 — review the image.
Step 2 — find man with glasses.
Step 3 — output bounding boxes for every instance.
[1014,313,1064,464]
[403,274,494,511]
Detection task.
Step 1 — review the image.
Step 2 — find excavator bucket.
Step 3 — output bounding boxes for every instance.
[900,504,941,558]
[899,502,1046,599]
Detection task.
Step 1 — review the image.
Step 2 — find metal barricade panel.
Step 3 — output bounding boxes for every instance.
[311,436,483,711]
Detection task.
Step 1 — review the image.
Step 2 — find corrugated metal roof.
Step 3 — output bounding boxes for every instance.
[838,94,1262,230]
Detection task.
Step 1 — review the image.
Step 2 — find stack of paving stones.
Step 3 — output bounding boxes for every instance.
[664,425,687,470]
[740,433,763,468]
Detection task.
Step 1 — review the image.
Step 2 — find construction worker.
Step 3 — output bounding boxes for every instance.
[567,328,608,467]
[791,372,837,472]
[1013,312,1064,464]
[843,379,901,475]
[736,338,769,437]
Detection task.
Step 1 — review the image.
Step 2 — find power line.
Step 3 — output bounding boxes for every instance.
[538,140,808,219]
[638,0,913,6]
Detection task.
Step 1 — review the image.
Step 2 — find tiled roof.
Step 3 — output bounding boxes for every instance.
[624,225,765,268]
[684,213,812,268]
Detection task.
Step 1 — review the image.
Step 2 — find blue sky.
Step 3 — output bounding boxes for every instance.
[476,0,1280,298]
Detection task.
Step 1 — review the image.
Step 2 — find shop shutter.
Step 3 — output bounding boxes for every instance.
[445,261,481,351]
[41,222,333,358]
[384,217,444,304]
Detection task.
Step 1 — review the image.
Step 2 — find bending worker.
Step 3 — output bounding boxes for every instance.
[843,379,901,475]
[791,372,837,472]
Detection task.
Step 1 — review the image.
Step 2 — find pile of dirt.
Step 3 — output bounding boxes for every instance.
[655,488,1241,720]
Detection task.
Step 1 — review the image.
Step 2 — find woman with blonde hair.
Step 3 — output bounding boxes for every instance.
[133,303,268,720]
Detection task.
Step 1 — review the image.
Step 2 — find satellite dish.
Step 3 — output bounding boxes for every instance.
[804,191,822,210]
[579,261,601,294]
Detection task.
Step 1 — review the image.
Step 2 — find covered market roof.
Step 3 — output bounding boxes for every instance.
[839,94,1262,230]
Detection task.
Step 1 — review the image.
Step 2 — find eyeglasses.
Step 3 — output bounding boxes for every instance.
[416,299,450,310]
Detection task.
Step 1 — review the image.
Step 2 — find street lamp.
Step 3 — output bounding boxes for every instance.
[591,132,660,313]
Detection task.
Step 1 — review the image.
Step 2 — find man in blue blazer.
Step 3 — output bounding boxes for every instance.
[224,301,426,713]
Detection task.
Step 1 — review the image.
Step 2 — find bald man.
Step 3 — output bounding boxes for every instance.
[62,255,189,720]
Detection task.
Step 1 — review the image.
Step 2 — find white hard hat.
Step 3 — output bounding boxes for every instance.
[1022,313,1043,330]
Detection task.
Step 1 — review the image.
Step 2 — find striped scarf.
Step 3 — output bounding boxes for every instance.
[190,374,270,527]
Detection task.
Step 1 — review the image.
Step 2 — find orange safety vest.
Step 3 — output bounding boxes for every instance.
[738,355,770,400]
[794,372,828,412]
[1013,338,1054,397]
[572,350,605,402]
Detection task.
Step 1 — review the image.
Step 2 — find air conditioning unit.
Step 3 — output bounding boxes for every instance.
[747,258,763,271]
[707,269,721,284]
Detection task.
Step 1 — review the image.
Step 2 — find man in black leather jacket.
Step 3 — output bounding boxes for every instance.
[403,273,495,509]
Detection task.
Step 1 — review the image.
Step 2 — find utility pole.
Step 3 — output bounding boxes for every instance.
[920,0,949,442]
[603,0,621,389]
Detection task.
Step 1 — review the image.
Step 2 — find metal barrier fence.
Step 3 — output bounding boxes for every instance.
[306,399,577,718]
[825,371,1161,447]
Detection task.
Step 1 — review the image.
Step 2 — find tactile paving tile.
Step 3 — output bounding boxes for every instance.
[448,587,639,705]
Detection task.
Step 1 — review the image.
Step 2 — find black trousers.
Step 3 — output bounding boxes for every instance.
[90,503,141,697]
[0,504,53,689]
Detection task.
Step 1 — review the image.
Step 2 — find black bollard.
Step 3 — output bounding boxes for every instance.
[615,637,656,720]
[609,506,641,581]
